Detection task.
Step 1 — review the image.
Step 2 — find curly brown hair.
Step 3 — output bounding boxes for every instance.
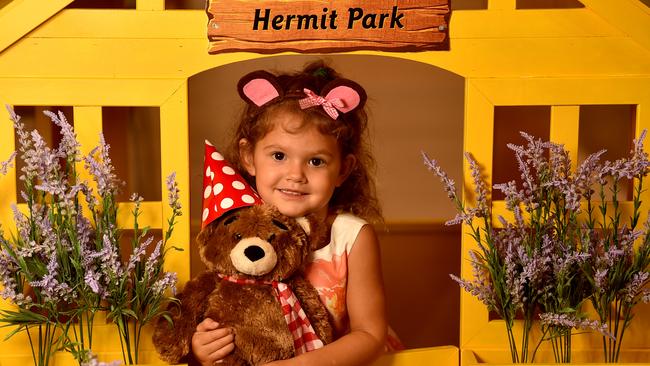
[225,60,382,223]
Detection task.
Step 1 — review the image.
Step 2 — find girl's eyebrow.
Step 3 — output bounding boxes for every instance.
[261,144,334,158]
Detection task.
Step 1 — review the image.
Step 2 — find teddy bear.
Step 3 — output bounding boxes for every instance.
[152,142,333,365]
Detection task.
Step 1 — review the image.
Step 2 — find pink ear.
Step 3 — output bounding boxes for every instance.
[242,79,281,107]
[324,86,361,113]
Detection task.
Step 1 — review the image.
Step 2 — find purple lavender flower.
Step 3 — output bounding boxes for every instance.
[42,110,80,163]
[81,352,121,366]
[594,268,609,293]
[166,172,182,212]
[30,255,75,303]
[465,152,489,216]
[126,237,153,273]
[539,312,613,339]
[0,151,16,175]
[152,272,178,296]
[145,240,163,278]
[493,180,524,211]
[623,271,649,304]
[98,233,123,279]
[84,134,121,197]
[422,151,457,201]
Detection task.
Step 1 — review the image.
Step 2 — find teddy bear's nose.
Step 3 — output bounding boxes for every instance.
[244,245,265,262]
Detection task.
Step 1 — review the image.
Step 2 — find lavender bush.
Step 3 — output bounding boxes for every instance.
[0,106,181,365]
[424,131,650,363]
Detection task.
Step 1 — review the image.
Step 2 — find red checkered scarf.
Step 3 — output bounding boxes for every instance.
[219,275,324,354]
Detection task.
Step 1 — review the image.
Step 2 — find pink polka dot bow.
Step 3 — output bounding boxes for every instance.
[201,140,262,229]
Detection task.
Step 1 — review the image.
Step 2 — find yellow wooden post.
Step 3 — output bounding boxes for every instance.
[550,105,580,171]
[160,81,191,285]
[0,104,17,234]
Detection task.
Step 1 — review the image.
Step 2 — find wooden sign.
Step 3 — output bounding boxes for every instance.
[206,0,450,54]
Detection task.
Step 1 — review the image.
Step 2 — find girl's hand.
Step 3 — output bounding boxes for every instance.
[192,318,235,366]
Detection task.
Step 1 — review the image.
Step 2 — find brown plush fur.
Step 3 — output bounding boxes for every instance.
[152,204,333,365]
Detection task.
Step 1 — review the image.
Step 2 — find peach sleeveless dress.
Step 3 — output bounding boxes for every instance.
[303,213,404,351]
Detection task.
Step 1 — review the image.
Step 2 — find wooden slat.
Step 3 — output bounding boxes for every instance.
[550,105,580,171]
[0,78,186,106]
[0,0,73,53]
[582,0,650,52]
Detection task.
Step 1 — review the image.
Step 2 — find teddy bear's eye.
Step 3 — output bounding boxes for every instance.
[268,233,275,242]
[272,219,289,231]
[233,233,242,241]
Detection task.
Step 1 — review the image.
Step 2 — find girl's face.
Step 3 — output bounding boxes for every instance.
[241,112,354,220]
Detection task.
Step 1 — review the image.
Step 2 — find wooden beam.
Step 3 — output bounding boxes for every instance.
[0,0,74,53]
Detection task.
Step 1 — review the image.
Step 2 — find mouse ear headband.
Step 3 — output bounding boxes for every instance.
[237,70,366,120]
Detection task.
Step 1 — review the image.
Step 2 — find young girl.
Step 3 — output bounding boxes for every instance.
[191,61,391,366]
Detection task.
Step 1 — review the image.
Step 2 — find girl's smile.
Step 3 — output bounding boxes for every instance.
[241,112,354,220]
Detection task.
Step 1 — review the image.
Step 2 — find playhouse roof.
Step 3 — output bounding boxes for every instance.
[0,0,648,79]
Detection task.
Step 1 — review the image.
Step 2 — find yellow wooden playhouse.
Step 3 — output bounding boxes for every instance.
[0,0,649,365]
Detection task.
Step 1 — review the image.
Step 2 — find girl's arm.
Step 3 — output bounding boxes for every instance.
[266,224,387,366]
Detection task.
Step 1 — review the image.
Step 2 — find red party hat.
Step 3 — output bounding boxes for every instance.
[201,140,262,228]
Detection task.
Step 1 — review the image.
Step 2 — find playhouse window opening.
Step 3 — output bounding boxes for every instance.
[66,0,136,9]
[578,104,637,202]
[102,106,162,202]
[492,106,551,201]
[13,106,74,204]
[516,0,585,9]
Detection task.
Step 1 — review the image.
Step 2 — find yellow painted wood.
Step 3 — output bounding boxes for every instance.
[160,81,191,284]
[117,201,164,229]
[471,77,650,105]
[1,38,649,80]
[371,346,459,366]
[30,9,206,39]
[0,0,73,53]
[0,104,17,235]
[460,80,495,348]
[487,0,516,10]
[451,9,623,39]
[137,0,164,11]
[0,78,187,106]
[550,105,580,171]
[582,0,650,51]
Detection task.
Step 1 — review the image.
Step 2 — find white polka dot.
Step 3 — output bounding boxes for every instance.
[222,166,235,175]
[220,198,234,209]
[214,204,219,212]
[202,208,209,221]
[211,152,224,161]
[205,140,213,146]
[205,166,212,178]
[232,180,245,190]
[241,194,255,204]
[213,183,223,196]
[203,185,212,199]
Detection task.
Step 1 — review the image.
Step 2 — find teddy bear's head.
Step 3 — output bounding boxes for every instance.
[196,203,325,282]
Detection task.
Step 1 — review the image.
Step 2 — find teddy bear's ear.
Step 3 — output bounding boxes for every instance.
[295,217,311,235]
[298,215,330,252]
